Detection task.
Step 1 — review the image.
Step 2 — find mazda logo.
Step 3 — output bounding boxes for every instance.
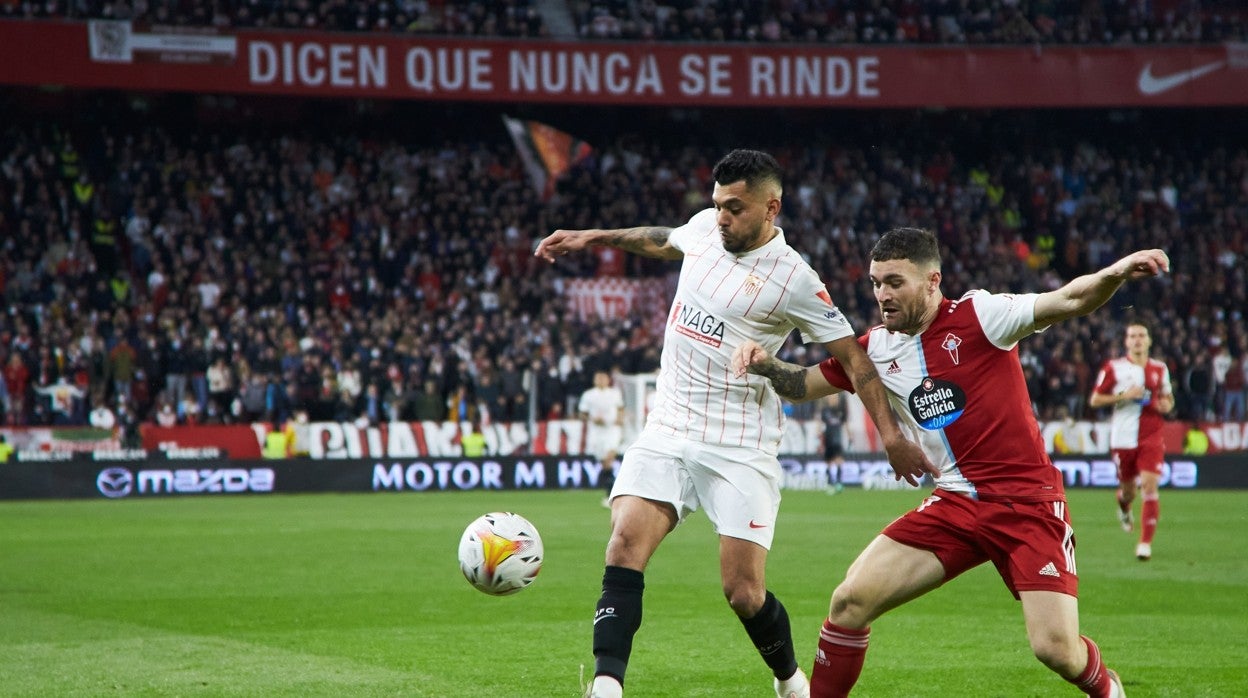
[97,467,133,498]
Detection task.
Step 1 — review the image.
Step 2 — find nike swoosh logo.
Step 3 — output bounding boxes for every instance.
[1137,61,1225,96]
[748,520,768,529]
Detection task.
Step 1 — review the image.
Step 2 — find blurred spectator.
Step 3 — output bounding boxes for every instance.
[1051,405,1086,454]
[1223,354,1246,422]
[155,400,178,427]
[118,401,141,447]
[87,398,116,430]
[206,357,235,420]
[460,417,487,457]
[3,354,30,425]
[37,377,88,425]
[1182,353,1215,422]
[238,374,270,423]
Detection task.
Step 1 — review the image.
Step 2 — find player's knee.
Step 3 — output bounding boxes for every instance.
[828,581,870,627]
[603,528,654,568]
[1029,634,1081,675]
[723,583,765,617]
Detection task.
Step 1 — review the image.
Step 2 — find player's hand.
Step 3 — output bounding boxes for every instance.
[534,229,589,263]
[1121,385,1146,401]
[883,437,940,487]
[1112,249,1170,280]
[731,340,771,378]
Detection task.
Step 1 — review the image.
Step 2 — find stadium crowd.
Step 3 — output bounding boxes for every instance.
[3,0,1244,45]
[572,0,1247,44]
[0,95,1244,434]
[0,0,550,36]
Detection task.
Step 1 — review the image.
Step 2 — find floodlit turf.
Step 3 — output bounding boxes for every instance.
[1,488,1244,697]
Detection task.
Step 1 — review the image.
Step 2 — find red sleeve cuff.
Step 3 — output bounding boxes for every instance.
[819,358,855,394]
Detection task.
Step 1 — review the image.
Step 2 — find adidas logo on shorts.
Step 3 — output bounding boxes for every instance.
[1038,562,1060,578]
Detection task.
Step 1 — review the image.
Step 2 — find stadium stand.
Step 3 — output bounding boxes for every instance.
[0,87,1243,431]
[1,0,549,36]
[569,0,1247,44]
[6,1,1244,44]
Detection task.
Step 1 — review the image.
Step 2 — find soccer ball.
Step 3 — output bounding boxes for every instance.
[457,512,544,596]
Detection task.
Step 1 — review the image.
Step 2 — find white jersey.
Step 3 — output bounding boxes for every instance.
[646,207,854,455]
[579,386,624,428]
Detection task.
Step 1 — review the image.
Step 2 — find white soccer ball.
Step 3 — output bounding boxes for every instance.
[457,512,544,596]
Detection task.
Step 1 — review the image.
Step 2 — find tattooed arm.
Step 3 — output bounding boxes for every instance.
[534,226,684,262]
[733,343,838,403]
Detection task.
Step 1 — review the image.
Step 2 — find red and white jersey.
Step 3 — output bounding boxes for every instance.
[1092,357,1171,449]
[647,207,855,455]
[820,290,1063,502]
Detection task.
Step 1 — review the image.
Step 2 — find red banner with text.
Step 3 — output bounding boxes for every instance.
[1,20,1246,107]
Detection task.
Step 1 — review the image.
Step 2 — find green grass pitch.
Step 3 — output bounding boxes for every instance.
[1,488,1244,697]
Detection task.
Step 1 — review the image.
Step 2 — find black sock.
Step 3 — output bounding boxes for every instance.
[593,565,645,685]
[739,591,798,680]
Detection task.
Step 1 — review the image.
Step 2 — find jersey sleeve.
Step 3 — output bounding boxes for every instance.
[1160,363,1173,396]
[667,207,717,253]
[817,335,870,394]
[1092,362,1117,395]
[969,290,1043,349]
[786,269,856,344]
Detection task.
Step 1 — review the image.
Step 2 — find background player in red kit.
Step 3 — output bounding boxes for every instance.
[1088,323,1174,560]
[734,227,1169,698]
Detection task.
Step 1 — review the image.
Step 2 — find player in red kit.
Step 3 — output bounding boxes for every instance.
[1088,323,1174,560]
[734,228,1168,698]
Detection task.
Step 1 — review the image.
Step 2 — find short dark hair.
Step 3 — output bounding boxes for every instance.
[712,149,783,195]
[871,227,941,269]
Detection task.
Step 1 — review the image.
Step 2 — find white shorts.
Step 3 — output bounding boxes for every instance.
[611,430,782,549]
[585,425,623,461]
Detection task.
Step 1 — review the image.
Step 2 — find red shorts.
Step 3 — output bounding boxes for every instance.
[882,489,1078,599]
[1112,441,1165,482]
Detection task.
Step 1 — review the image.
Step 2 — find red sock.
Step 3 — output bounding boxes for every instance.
[1071,635,1113,697]
[810,620,869,698]
[1140,495,1159,544]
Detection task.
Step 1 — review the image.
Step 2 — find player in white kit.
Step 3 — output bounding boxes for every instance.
[734,228,1167,698]
[579,370,626,505]
[536,150,935,698]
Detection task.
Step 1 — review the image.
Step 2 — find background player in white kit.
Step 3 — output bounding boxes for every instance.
[535,150,935,698]
[734,228,1168,698]
[579,370,626,506]
[1088,323,1174,560]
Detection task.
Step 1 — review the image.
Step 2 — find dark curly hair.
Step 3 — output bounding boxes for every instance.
[871,227,941,269]
[712,149,783,195]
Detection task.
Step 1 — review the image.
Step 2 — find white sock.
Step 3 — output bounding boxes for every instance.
[590,676,623,698]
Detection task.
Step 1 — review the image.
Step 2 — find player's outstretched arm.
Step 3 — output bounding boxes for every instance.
[731,339,837,402]
[534,227,683,263]
[1033,249,1170,327]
